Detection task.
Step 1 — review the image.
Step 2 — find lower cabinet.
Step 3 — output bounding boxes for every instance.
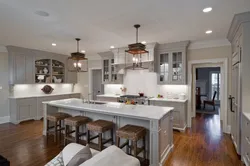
[149,99,187,132]
[241,113,250,166]
[9,93,81,124]
[10,98,37,124]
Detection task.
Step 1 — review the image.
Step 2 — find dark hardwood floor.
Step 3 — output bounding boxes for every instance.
[0,113,243,166]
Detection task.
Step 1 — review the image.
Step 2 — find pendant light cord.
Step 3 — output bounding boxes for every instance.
[136,27,138,43]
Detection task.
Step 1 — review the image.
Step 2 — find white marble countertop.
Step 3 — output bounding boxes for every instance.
[45,98,174,120]
[9,92,81,99]
[96,94,121,98]
[243,112,250,121]
[149,97,188,103]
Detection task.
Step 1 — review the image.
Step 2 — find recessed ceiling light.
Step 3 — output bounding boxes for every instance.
[81,50,86,53]
[35,10,50,17]
[110,46,115,49]
[203,7,212,13]
[52,43,56,46]
[206,30,212,34]
[141,41,146,44]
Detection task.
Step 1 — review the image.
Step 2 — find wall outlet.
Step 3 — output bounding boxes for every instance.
[0,86,2,90]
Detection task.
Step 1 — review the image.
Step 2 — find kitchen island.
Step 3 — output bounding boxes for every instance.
[43,98,174,166]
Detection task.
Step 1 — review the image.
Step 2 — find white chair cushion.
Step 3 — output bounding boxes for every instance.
[62,143,99,165]
[80,145,140,166]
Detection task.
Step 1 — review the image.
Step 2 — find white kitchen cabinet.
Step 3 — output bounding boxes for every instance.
[10,98,37,124]
[149,99,187,131]
[156,41,189,85]
[99,51,123,84]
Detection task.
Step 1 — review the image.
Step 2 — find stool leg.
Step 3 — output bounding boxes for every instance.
[126,139,129,154]
[75,126,79,143]
[99,133,102,151]
[129,140,132,155]
[59,120,62,141]
[64,125,69,146]
[111,129,114,145]
[116,136,120,147]
[133,140,137,157]
[54,121,57,143]
[46,120,49,143]
[87,130,90,144]
[143,136,146,160]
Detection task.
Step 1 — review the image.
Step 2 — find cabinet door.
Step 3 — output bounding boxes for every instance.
[103,59,110,83]
[17,98,37,121]
[158,53,170,84]
[171,52,182,83]
[14,54,26,84]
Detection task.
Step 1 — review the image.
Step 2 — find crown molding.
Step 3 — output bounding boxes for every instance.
[0,46,7,52]
[227,11,250,43]
[188,39,230,50]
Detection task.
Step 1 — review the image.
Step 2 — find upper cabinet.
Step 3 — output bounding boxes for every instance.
[99,51,123,84]
[156,41,189,85]
[7,46,77,84]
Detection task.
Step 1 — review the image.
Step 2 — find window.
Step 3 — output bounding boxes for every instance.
[210,71,221,100]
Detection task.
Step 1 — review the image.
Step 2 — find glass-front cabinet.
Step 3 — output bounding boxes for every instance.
[158,51,186,85]
[103,59,109,83]
[102,58,122,84]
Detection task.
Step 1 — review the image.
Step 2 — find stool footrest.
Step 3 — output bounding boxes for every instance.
[89,135,99,141]
[102,138,113,145]
[119,140,129,149]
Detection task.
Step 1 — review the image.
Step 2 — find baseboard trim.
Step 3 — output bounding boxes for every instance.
[225,125,231,134]
[173,125,187,132]
[0,116,10,124]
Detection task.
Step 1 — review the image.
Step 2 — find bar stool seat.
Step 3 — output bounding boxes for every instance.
[46,112,71,143]
[64,116,90,146]
[116,124,146,160]
[87,120,114,151]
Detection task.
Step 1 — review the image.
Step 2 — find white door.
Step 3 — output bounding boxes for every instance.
[230,62,241,154]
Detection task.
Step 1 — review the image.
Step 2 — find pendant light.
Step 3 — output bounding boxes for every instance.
[125,24,149,70]
[68,38,88,72]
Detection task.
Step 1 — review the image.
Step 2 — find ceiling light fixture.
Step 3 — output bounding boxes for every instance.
[110,46,115,49]
[81,50,86,53]
[52,43,56,46]
[203,7,212,13]
[67,38,88,72]
[141,41,147,44]
[35,11,50,17]
[125,24,149,70]
[206,30,213,34]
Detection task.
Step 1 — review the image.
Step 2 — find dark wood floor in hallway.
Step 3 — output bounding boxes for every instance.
[0,113,243,166]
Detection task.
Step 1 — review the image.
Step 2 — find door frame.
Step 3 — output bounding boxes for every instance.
[88,68,102,100]
[187,58,229,133]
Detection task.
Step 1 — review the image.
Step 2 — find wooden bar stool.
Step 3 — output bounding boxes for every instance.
[86,119,114,151]
[64,116,90,146]
[46,112,71,143]
[116,124,147,160]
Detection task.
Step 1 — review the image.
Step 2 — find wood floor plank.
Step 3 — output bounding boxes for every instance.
[0,114,243,166]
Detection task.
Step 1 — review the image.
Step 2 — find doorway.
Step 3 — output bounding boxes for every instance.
[195,67,221,115]
[187,58,228,133]
[90,69,104,100]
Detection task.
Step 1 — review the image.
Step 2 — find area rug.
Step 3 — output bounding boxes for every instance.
[196,105,219,115]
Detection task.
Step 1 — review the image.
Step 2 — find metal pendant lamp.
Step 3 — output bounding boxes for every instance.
[68,38,88,72]
[125,24,149,70]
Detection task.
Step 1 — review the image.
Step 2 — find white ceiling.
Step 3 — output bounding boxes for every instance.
[0,0,250,56]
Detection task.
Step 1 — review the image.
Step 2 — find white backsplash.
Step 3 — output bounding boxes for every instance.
[12,84,76,97]
[104,70,187,98]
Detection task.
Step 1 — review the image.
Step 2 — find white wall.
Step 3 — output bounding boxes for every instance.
[12,84,75,97]
[0,52,9,118]
[104,70,187,98]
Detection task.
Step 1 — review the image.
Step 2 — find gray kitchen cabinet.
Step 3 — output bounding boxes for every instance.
[149,99,187,131]
[241,113,250,166]
[156,41,189,85]
[8,52,34,84]
[99,51,123,84]
[10,98,37,124]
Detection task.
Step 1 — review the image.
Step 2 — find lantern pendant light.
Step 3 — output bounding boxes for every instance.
[68,38,88,72]
[125,24,149,70]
